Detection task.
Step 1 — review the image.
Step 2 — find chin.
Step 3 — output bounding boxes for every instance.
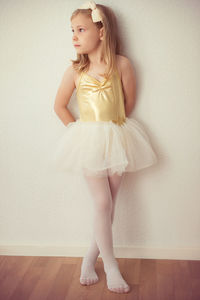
[77,50,87,55]
[76,49,83,53]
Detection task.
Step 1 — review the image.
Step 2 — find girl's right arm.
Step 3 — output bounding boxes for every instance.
[54,64,76,126]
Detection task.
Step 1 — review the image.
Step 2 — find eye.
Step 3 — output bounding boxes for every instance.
[71,28,85,33]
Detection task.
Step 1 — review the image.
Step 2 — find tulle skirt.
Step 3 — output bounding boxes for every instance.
[51,117,158,177]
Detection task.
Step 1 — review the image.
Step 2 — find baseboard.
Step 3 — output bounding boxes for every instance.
[0,245,199,260]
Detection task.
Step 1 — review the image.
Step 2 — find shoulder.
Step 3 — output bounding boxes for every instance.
[62,64,81,88]
[116,55,135,75]
[64,64,77,80]
[116,54,130,64]
[116,55,136,88]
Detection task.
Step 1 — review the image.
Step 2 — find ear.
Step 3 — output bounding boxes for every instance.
[99,27,104,41]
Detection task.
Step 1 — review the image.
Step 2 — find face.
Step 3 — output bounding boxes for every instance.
[71,13,103,55]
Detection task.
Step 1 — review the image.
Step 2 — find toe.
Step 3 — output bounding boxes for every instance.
[80,278,86,285]
[110,287,117,293]
[109,285,130,294]
[80,276,99,286]
[124,286,130,293]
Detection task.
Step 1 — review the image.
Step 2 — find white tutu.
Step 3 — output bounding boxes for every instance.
[51,117,158,177]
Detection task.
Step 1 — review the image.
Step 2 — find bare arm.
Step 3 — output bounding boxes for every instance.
[54,64,76,126]
[120,56,136,117]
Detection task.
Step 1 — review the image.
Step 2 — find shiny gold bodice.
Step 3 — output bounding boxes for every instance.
[76,69,126,125]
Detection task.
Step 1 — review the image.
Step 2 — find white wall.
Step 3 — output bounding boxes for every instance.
[0,0,200,260]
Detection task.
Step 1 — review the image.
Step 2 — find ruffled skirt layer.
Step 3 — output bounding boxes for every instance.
[51,117,158,177]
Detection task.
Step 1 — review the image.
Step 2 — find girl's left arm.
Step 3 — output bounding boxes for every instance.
[120,56,136,116]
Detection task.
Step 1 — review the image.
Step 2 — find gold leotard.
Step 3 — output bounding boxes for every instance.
[76,69,126,125]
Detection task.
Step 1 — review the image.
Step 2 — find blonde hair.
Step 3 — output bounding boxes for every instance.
[70,4,123,79]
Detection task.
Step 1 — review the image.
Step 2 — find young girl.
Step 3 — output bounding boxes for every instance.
[53,0,157,294]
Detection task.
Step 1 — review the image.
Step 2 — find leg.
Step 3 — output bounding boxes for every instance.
[81,172,130,293]
[80,171,124,285]
[108,170,125,223]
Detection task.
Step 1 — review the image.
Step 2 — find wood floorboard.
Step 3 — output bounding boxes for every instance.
[0,256,199,300]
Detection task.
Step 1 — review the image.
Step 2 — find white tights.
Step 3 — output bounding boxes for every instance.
[80,170,130,293]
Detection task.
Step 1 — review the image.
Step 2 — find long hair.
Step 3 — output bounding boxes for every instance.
[70,4,123,79]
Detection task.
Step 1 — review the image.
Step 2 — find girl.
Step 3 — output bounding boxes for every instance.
[53,0,158,294]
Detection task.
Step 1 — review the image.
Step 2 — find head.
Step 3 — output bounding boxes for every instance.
[71,13,104,59]
[70,3,123,78]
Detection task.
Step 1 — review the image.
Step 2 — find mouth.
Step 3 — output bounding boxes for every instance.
[74,45,81,47]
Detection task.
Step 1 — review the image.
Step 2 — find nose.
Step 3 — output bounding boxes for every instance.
[73,34,78,41]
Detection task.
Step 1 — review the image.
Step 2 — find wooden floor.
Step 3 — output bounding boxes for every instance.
[0,256,200,300]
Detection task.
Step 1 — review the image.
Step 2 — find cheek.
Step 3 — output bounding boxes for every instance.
[86,30,99,41]
[88,34,99,45]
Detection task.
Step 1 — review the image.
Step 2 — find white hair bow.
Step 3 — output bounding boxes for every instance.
[79,0,102,23]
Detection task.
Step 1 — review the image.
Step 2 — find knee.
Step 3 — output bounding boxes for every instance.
[95,197,112,215]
